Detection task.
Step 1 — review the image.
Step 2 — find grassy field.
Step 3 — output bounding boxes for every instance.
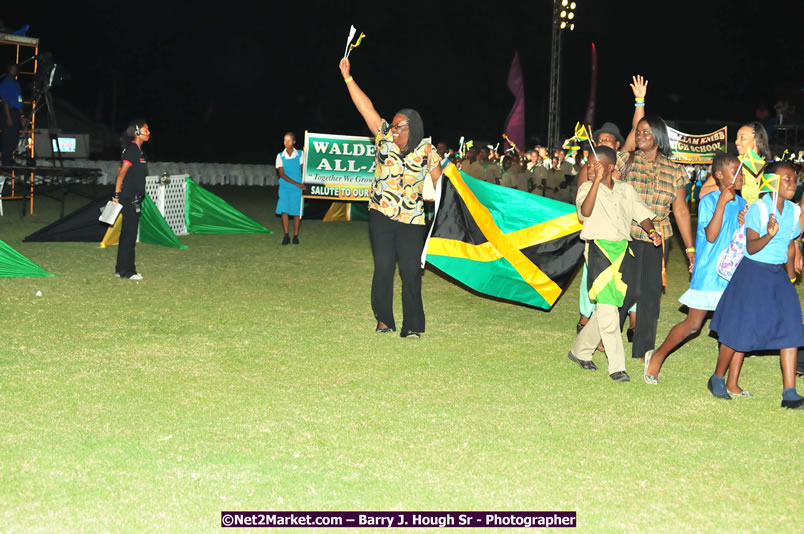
[1,186,802,533]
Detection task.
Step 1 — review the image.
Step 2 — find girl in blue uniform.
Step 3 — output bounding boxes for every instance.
[645,153,747,389]
[709,161,804,408]
[275,132,306,245]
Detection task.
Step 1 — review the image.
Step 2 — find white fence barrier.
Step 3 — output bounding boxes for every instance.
[36,160,279,187]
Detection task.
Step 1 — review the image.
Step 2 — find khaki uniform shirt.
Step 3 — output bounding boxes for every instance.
[576,179,655,242]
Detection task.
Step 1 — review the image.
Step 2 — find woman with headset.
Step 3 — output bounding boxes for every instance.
[112,119,150,280]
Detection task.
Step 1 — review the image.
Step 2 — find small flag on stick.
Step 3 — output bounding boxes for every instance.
[347,32,366,58]
[759,172,779,193]
[760,172,780,216]
[343,25,356,58]
[574,122,589,142]
[740,147,765,177]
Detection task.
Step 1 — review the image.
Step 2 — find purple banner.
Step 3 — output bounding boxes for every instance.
[504,52,526,152]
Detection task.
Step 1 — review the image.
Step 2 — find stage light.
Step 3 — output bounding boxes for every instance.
[568,12,574,19]
[560,21,567,29]
[562,0,568,5]
[570,2,576,8]
[570,23,575,30]
[560,10,567,17]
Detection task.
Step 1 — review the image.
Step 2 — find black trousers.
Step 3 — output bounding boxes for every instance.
[620,240,664,359]
[369,209,426,333]
[115,196,141,277]
[1,109,21,166]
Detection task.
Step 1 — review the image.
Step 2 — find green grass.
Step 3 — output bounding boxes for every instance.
[1,187,802,533]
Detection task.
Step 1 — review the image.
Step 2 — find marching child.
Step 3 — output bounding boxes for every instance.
[708,161,804,408]
[644,153,748,391]
[568,146,661,382]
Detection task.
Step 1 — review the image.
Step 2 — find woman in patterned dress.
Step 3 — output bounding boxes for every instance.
[339,57,442,339]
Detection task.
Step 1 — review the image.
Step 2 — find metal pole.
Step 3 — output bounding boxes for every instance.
[547,0,562,149]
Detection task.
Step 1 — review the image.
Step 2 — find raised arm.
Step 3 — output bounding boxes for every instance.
[339,58,382,135]
[621,75,647,153]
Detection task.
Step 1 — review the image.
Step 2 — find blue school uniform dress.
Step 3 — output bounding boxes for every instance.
[679,190,747,310]
[710,194,804,351]
[276,148,304,217]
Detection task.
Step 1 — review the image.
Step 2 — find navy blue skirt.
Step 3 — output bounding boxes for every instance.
[711,257,804,352]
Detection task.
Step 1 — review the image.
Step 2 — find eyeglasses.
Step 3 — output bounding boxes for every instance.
[390,121,408,131]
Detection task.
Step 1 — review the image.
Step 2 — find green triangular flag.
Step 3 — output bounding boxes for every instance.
[139,194,188,249]
[0,240,55,277]
[184,178,271,235]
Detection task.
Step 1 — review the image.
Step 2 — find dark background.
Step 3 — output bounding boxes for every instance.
[2,0,802,162]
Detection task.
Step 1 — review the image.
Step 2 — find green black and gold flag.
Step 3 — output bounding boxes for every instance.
[425,165,584,309]
[759,172,779,193]
[740,147,765,177]
[586,240,635,307]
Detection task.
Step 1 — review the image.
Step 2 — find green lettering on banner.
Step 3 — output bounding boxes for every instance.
[302,131,376,201]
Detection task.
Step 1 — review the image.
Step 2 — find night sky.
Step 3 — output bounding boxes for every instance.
[3,1,802,163]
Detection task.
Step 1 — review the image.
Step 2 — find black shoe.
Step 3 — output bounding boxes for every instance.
[610,371,631,382]
[781,398,804,409]
[281,234,290,245]
[292,235,299,244]
[627,328,635,343]
[707,377,732,400]
[400,330,421,339]
[567,351,598,370]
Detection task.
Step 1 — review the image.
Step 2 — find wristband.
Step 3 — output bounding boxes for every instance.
[635,103,645,107]
[113,192,120,198]
[648,229,656,234]
[635,97,645,102]
[791,278,797,284]
[344,76,353,83]
[685,247,695,253]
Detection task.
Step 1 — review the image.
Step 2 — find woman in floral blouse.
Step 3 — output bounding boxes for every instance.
[339,57,442,339]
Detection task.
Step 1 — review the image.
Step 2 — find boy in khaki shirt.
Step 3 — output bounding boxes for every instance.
[569,146,660,381]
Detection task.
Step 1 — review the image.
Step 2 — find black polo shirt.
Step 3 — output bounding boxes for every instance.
[120,142,148,196]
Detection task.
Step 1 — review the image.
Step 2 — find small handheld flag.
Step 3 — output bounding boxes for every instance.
[759,172,779,193]
[740,147,765,177]
[574,122,589,142]
[347,32,366,58]
[343,25,356,58]
[760,172,780,215]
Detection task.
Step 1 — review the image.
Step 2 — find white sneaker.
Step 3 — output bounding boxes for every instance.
[127,273,143,280]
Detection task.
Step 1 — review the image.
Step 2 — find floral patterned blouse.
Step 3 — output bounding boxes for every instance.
[370,119,438,225]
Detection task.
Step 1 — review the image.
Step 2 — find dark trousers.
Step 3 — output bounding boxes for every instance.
[369,209,426,333]
[620,240,664,359]
[1,109,21,166]
[115,197,141,277]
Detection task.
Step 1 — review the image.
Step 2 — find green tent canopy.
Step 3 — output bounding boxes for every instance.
[140,194,188,250]
[0,240,55,278]
[184,178,272,235]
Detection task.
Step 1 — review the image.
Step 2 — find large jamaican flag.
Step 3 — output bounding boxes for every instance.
[424,164,584,310]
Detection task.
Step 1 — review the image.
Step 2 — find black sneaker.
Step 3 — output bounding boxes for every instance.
[292,235,299,245]
[281,234,290,245]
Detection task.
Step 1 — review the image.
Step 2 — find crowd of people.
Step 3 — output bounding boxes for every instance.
[334,53,804,411]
